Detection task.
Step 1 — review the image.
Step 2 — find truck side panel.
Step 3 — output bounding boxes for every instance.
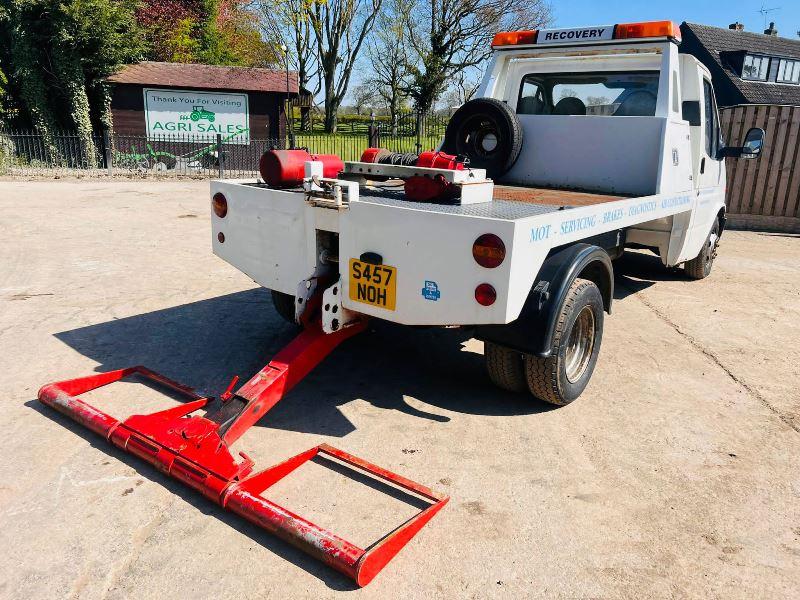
[502,116,665,197]
[211,181,312,296]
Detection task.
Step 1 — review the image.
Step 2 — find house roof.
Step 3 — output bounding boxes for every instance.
[107,62,299,94]
[681,22,800,105]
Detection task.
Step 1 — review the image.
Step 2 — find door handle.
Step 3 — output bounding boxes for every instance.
[700,157,706,174]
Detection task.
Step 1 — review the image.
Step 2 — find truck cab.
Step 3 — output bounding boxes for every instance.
[475,21,742,267]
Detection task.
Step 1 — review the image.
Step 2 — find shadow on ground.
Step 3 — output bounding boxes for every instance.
[40,288,547,589]
[52,288,544,440]
[37,252,688,589]
[613,250,687,300]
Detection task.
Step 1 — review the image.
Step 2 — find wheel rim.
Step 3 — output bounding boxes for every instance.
[458,115,501,161]
[565,306,596,383]
[706,231,718,266]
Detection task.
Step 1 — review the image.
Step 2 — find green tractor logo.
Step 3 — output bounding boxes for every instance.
[186,106,216,122]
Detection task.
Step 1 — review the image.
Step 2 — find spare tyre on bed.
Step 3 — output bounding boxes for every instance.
[441,98,523,179]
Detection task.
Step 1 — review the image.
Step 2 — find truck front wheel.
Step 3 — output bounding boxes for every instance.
[525,278,604,405]
[684,220,719,280]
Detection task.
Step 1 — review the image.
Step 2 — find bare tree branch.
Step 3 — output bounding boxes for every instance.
[307,0,383,131]
[405,0,551,111]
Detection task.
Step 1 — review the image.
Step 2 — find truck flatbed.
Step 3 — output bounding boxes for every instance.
[357,183,629,221]
[493,185,627,207]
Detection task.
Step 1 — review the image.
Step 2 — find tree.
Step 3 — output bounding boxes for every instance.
[257,0,320,130]
[0,0,145,162]
[438,69,478,111]
[365,0,411,131]
[138,0,277,66]
[404,0,551,112]
[136,0,201,62]
[351,83,377,115]
[0,67,7,116]
[308,0,383,132]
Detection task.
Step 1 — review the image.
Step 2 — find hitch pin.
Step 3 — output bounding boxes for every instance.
[220,375,240,402]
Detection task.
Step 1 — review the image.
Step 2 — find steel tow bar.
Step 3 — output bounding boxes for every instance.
[38,320,448,587]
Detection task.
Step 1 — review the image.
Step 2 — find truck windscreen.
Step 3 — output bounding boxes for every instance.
[517,72,659,117]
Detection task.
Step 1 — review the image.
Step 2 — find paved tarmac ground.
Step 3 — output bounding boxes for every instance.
[0,180,798,599]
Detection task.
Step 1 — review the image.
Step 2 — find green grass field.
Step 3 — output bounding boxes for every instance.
[296,134,443,161]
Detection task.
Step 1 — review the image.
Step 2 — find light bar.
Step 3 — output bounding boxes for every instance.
[615,21,681,42]
[491,20,681,48]
[491,30,538,47]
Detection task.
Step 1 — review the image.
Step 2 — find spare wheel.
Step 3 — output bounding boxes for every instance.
[441,98,523,179]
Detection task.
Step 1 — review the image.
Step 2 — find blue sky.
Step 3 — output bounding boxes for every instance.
[551,1,799,39]
[347,1,799,103]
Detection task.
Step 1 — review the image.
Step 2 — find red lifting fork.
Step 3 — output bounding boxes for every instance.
[38,320,448,587]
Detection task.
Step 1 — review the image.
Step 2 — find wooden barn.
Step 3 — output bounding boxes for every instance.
[106,62,303,142]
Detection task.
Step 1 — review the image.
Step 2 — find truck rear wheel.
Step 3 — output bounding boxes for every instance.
[271,289,297,324]
[684,220,719,280]
[485,342,527,392]
[525,278,604,406]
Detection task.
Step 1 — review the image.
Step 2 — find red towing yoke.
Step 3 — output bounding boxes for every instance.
[38,317,448,586]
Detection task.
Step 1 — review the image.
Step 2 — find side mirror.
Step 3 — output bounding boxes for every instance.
[741,127,765,158]
[719,127,766,159]
[682,101,701,126]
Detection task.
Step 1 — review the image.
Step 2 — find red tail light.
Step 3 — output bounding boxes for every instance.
[475,283,496,306]
[212,192,228,218]
[472,234,506,268]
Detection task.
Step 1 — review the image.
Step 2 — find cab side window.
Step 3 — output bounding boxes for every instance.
[702,79,721,158]
[517,80,545,115]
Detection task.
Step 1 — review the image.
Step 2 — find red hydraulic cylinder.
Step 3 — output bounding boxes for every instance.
[259,149,344,187]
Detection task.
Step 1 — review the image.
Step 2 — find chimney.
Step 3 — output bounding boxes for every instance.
[764,22,778,36]
[729,22,744,31]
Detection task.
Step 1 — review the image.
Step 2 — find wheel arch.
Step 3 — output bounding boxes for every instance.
[476,243,613,358]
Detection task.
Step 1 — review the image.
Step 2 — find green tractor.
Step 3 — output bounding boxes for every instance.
[189,106,216,122]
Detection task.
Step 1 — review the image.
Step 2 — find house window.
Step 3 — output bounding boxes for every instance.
[742,55,770,81]
[777,59,800,84]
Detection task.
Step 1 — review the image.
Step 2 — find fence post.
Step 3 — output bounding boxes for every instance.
[414,111,423,155]
[367,124,380,149]
[102,129,113,176]
[216,133,224,178]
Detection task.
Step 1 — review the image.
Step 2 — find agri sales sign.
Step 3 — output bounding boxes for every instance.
[143,88,250,144]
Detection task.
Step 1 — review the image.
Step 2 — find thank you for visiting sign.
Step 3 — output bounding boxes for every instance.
[143,88,250,144]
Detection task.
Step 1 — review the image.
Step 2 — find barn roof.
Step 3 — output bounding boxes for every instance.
[107,62,299,94]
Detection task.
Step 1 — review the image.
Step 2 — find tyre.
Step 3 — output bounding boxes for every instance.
[684,220,719,280]
[441,98,523,179]
[270,289,297,324]
[525,278,604,406]
[485,342,527,393]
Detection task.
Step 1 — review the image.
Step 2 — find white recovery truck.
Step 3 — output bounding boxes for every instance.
[210,20,765,406]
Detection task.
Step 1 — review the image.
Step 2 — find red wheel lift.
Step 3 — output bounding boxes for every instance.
[38,319,448,587]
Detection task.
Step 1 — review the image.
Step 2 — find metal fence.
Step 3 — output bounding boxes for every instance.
[0,130,105,173]
[0,130,284,178]
[0,117,449,178]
